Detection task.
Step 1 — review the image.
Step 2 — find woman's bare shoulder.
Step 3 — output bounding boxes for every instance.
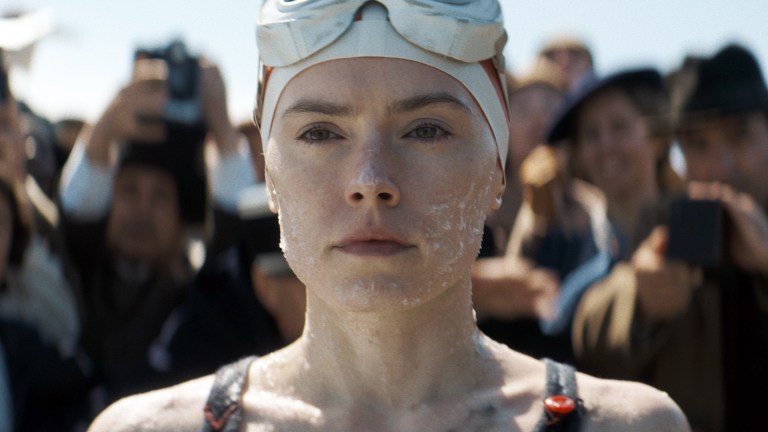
[577,372,691,432]
[87,374,215,432]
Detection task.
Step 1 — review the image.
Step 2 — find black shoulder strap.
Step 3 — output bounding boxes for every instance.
[200,356,257,432]
[534,358,584,432]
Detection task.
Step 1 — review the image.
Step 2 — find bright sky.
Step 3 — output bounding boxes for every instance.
[5,0,768,123]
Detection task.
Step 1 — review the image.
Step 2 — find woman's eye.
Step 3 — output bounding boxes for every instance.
[308,129,330,140]
[298,126,339,143]
[406,124,448,141]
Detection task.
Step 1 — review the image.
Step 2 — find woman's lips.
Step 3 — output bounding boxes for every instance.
[335,230,413,256]
[336,239,412,256]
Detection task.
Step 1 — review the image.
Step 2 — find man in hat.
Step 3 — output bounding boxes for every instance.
[537,34,596,96]
[572,43,768,432]
[57,55,262,407]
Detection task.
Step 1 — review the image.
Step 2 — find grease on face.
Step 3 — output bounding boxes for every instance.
[277,193,319,277]
[421,177,492,291]
[334,280,403,308]
[277,154,495,316]
[268,59,500,312]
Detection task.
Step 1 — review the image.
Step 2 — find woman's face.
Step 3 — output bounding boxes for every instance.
[507,84,563,169]
[575,87,657,200]
[265,58,503,312]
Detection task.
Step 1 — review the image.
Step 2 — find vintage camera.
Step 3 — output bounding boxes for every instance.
[134,39,202,126]
[666,198,728,267]
[128,40,209,225]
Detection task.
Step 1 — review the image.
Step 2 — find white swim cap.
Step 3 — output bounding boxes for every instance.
[256,0,509,166]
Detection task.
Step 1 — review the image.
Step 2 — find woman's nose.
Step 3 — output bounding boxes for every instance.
[345,145,400,208]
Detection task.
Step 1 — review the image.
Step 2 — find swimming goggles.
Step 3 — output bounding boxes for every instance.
[255,0,509,166]
[257,0,507,67]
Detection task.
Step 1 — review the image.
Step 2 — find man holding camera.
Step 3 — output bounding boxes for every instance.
[572,43,768,432]
[57,45,263,406]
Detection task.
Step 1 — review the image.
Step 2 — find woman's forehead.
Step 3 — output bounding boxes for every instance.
[279,58,477,107]
[580,87,635,115]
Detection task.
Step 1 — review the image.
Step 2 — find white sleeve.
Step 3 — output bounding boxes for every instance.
[210,136,256,213]
[58,139,114,221]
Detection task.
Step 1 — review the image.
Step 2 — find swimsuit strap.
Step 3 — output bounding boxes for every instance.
[200,356,257,432]
[534,358,584,432]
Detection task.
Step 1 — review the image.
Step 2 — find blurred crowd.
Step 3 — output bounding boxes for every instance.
[2,7,768,432]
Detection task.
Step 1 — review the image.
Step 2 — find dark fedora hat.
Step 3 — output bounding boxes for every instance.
[677,43,768,127]
[546,67,665,144]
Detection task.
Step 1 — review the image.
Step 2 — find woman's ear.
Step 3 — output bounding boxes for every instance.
[489,158,506,211]
[264,169,279,214]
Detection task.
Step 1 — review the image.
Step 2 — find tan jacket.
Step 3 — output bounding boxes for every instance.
[572,262,768,432]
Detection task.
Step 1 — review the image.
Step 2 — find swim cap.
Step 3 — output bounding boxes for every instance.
[255,0,509,166]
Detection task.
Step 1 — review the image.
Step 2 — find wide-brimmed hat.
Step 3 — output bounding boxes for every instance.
[0,9,54,70]
[676,43,768,128]
[546,68,664,144]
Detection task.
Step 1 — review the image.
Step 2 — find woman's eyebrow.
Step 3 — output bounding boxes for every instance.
[282,99,354,117]
[389,92,471,114]
[281,92,470,118]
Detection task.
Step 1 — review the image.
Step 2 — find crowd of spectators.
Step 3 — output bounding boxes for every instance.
[2,6,767,432]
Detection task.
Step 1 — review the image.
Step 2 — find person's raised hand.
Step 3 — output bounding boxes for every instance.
[199,57,240,155]
[85,58,168,165]
[633,226,702,322]
[472,256,559,321]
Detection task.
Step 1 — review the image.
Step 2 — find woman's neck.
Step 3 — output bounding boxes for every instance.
[290,281,491,409]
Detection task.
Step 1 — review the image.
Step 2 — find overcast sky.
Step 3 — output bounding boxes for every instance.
[5,0,768,122]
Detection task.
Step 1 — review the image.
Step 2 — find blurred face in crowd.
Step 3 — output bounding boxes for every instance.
[0,192,11,281]
[507,84,563,169]
[264,58,503,313]
[678,111,768,208]
[575,87,659,202]
[541,47,592,90]
[106,165,183,264]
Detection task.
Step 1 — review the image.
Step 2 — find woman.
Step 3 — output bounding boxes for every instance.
[472,60,602,363]
[546,67,701,342]
[547,68,684,252]
[89,2,688,431]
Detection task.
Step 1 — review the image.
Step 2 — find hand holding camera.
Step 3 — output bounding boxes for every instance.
[85,39,239,166]
[687,181,768,276]
[633,226,703,322]
[137,40,240,155]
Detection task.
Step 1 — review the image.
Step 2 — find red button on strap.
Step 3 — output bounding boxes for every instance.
[544,395,576,415]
